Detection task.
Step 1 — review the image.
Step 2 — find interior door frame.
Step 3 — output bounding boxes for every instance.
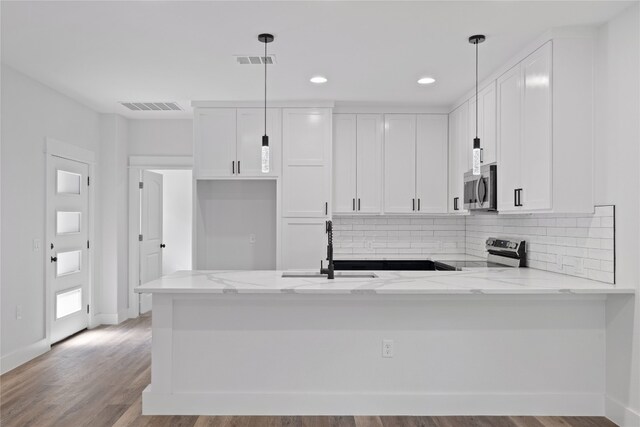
[127,156,193,319]
[44,138,96,343]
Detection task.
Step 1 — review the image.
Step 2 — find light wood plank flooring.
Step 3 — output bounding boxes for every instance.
[0,314,618,427]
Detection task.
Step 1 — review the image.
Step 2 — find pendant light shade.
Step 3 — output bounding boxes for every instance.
[469,34,485,176]
[259,33,274,173]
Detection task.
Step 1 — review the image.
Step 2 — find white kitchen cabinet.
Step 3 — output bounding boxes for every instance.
[281,218,327,270]
[416,115,448,213]
[384,114,448,214]
[194,108,236,177]
[497,38,593,213]
[194,108,281,178]
[236,108,281,177]
[282,108,332,218]
[333,114,383,214]
[468,81,497,165]
[384,115,417,213]
[448,103,469,213]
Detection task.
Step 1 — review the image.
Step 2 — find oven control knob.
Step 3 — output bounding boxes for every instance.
[486,239,494,246]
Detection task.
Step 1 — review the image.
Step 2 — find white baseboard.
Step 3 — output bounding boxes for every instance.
[0,339,50,375]
[605,395,640,427]
[142,387,604,416]
[95,309,129,326]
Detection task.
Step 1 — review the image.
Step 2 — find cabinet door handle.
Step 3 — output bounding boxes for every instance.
[237,161,240,174]
[518,188,523,207]
[514,189,518,207]
[358,198,361,211]
[232,161,235,174]
[417,199,421,211]
[352,198,355,211]
[325,202,328,215]
[412,199,415,211]
[454,197,459,211]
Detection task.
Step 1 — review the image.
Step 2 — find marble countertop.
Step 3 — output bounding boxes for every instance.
[135,268,635,295]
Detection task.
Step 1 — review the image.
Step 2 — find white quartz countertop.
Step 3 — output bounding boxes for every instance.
[135,268,635,295]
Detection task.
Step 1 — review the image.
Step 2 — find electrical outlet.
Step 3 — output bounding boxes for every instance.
[382,339,394,358]
[249,234,256,244]
[366,240,373,250]
[16,305,22,320]
[33,239,40,251]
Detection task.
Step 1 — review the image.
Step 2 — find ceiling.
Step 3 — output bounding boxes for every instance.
[1,1,634,119]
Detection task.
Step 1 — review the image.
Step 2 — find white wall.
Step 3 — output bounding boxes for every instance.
[128,119,193,156]
[1,64,101,366]
[594,4,640,426]
[151,170,192,275]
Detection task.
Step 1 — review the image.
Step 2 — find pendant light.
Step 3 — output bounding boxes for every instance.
[469,34,485,176]
[258,33,274,173]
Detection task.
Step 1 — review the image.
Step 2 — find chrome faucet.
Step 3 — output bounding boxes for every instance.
[320,220,335,279]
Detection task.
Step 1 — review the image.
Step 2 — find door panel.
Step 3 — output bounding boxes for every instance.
[237,108,281,176]
[140,171,163,314]
[416,115,448,213]
[521,42,552,211]
[383,115,416,213]
[332,114,357,214]
[480,81,497,164]
[49,156,89,344]
[282,219,326,270]
[356,114,383,214]
[195,109,236,177]
[497,64,523,212]
[448,104,468,213]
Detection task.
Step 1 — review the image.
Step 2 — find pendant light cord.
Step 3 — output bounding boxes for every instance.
[264,39,267,136]
[475,40,478,139]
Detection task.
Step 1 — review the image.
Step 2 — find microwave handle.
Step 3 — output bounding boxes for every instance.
[475,178,482,208]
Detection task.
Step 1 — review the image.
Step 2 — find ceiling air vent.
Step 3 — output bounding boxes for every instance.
[235,55,276,65]
[120,102,183,111]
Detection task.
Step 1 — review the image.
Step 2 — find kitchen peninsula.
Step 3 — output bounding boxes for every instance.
[136,269,633,416]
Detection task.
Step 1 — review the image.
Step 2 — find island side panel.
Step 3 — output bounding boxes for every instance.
[143,293,607,415]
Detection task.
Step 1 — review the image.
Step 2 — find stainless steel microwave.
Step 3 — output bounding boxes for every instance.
[463,164,497,211]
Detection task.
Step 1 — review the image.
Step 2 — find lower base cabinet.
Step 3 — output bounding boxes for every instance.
[282,218,327,270]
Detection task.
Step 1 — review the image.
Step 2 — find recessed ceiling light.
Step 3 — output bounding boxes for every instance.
[417,77,436,85]
[310,76,328,84]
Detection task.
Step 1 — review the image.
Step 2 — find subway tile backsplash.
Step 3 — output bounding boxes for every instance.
[333,205,615,284]
[465,205,615,283]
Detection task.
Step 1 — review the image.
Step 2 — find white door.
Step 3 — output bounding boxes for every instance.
[332,114,357,213]
[356,114,383,214]
[48,156,90,344]
[139,171,163,314]
[416,114,448,213]
[282,219,327,270]
[497,63,523,212]
[520,42,552,211]
[195,109,237,177]
[282,108,332,218]
[480,81,497,165]
[236,108,281,177]
[383,114,416,213]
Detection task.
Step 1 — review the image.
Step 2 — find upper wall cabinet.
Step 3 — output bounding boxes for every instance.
[384,114,448,214]
[468,81,497,165]
[497,38,593,214]
[448,103,469,213]
[333,114,383,214]
[282,108,332,218]
[194,108,281,178]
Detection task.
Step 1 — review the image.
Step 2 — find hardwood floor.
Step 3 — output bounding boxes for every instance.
[1,315,618,427]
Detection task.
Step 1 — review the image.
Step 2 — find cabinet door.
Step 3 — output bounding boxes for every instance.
[520,42,552,211]
[480,81,497,164]
[383,115,416,213]
[282,219,327,269]
[194,109,236,177]
[332,114,357,214]
[355,114,383,213]
[448,104,468,213]
[416,115,448,213]
[236,108,281,177]
[497,63,523,212]
[282,108,332,217]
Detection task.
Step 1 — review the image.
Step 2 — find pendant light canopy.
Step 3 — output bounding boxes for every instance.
[259,33,274,173]
[469,34,485,176]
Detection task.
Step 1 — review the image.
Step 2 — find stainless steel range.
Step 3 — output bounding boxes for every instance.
[435,237,526,270]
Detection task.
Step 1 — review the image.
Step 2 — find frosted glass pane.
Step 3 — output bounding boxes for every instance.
[56,250,81,276]
[56,288,82,319]
[57,170,81,194]
[57,212,81,234]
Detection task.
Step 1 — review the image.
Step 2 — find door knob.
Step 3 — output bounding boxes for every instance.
[50,256,57,263]
[160,244,166,248]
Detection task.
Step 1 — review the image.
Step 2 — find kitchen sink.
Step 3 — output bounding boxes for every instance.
[281,272,377,279]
